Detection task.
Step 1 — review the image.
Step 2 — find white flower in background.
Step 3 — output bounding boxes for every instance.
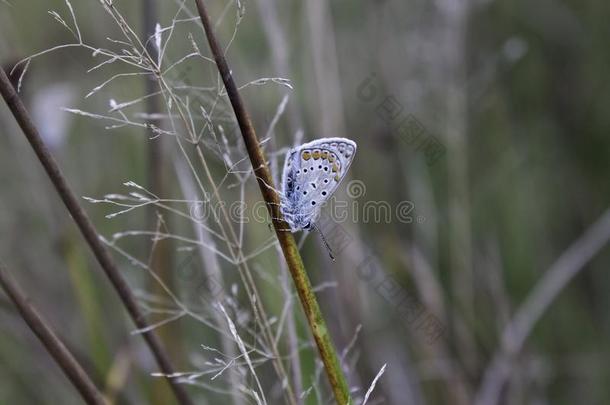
[31,83,76,151]
[503,37,528,62]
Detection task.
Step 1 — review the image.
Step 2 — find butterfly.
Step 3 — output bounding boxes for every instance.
[280,137,357,237]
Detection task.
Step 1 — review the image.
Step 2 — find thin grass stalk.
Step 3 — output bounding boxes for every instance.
[255,0,305,394]
[156,76,298,404]
[142,3,182,404]
[440,0,477,381]
[304,0,346,137]
[476,207,610,405]
[147,20,298,396]
[0,262,108,405]
[142,4,182,405]
[193,1,351,403]
[0,67,194,405]
[191,141,299,405]
[255,0,303,133]
[174,158,245,405]
[142,2,163,199]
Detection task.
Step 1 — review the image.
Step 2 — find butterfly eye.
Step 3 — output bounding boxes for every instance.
[311,201,316,205]
[322,191,327,196]
[324,179,329,184]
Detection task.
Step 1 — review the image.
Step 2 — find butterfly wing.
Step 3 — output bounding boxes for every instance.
[281,147,298,200]
[280,147,300,229]
[286,138,357,228]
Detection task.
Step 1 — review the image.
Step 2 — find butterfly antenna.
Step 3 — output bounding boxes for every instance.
[312,223,335,261]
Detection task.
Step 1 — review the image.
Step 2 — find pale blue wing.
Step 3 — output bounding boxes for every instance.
[285,138,357,228]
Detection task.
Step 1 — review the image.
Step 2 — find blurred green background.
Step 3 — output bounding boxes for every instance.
[1,0,610,404]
